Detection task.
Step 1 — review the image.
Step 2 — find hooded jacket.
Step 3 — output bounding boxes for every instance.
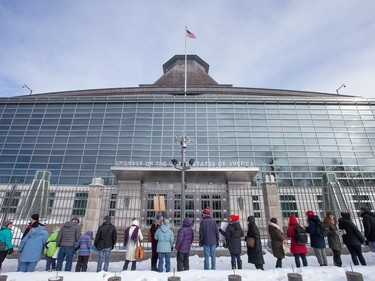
[175,218,194,254]
[222,219,244,255]
[0,226,13,251]
[44,228,59,257]
[339,212,365,246]
[246,216,264,266]
[286,216,308,255]
[305,215,326,249]
[77,231,93,256]
[155,223,174,253]
[19,226,49,262]
[360,208,375,242]
[268,221,285,259]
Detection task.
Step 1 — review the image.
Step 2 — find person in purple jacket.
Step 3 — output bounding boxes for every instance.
[75,231,93,272]
[199,207,219,270]
[175,217,194,271]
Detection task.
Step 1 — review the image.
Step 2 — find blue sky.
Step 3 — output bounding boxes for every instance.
[1,0,375,98]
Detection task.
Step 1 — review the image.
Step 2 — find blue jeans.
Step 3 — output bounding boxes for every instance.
[56,246,75,271]
[18,261,38,272]
[369,241,375,252]
[158,252,171,272]
[97,247,112,272]
[203,244,216,270]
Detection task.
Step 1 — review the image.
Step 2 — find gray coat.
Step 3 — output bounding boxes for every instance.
[57,220,81,247]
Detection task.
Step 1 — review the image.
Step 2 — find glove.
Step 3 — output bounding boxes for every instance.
[171,246,174,251]
[365,240,369,246]
[7,248,13,255]
[45,242,51,248]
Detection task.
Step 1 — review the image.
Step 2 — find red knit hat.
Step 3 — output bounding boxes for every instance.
[289,214,298,224]
[229,214,239,221]
[306,210,315,216]
[202,207,210,216]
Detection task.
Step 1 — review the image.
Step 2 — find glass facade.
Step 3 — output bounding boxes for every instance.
[1,96,375,188]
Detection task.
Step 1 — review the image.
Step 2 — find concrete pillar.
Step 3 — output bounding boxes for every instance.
[261,175,282,223]
[82,178,105,234]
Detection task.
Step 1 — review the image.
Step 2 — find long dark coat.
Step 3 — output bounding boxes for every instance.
[268,222,285,259]
[246,216,264,266]
[339,213,365,246]
[221,220,244,255]
[360,209,375,242]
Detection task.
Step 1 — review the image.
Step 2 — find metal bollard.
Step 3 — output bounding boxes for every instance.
[345,271,364,281]
[0,275,7,281]
[287,273,303,281]
[107,277,122,281]
[167,277,181,281]
[228,274,242,281]
[48,277,63,281]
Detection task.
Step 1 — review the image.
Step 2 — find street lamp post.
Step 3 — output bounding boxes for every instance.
[171,136,195,220]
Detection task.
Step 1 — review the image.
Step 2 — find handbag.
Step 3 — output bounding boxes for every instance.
[246,237,255,248]
[135,241,145,260]
[0,241,6,251]
[282,242,291,255]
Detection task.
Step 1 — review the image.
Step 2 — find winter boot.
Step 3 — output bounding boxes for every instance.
[123,260,130,270]
[237,260,242,269]
[231,260,236,269]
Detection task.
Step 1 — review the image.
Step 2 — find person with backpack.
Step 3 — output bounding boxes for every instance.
[268,217,285,268]
[286,214,308,268]
[219,214,244,270]
[323,211,343,267]
[175,217,194,271]
[305,210,328,266]
[360,206,375,252]
[339,212,366,266]
[0,220,14,271]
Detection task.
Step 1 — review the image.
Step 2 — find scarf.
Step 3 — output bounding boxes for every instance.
[123,225,139,247]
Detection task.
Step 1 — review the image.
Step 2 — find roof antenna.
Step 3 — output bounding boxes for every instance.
[23,84,33,95]
[336,83,346,95]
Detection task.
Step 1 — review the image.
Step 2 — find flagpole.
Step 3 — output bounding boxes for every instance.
[184,26,187,95]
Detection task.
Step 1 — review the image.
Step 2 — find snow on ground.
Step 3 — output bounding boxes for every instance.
[1,250,375,281]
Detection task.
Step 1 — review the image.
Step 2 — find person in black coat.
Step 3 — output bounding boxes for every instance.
[246,215,264,270]
[95,216,117,272]
[219,214,244,269]
[360,206,375,252]
[338,212,366,266]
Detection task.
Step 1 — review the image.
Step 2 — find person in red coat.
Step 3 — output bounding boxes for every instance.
[286,214,308,268]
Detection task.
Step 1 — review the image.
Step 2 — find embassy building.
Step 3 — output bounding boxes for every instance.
[1,55,375,239]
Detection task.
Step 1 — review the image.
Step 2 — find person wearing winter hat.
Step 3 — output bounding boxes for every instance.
[199,207,219,270]
[268,217,285,268]
[95,215,117,272]
[149,214,164,271]
[360,206,375,252]
[56,217,82,271]
[339,212,366,266]
[175,217,194,271]
[22,213,41,240]
[323,211,342,267]
[219,215,244,270]
[75,231,94,272]
[0,220,14,271]
[286,214,308,268]
[155,218,174,272]
[44,226,60,271]
[123,218,143,271]
[305,210,327,266]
